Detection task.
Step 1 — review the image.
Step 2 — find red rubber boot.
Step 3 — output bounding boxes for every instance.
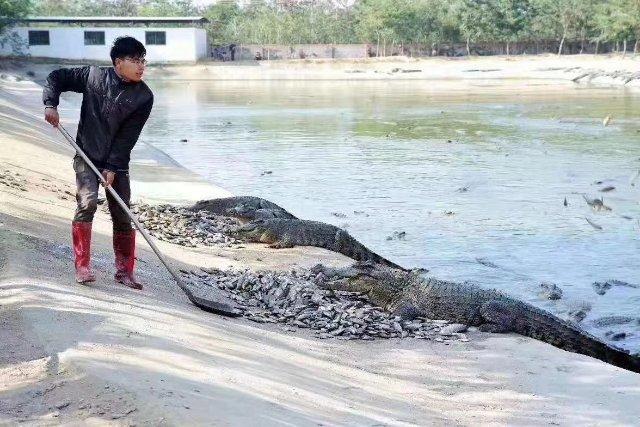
[72,221,96,284]
[113,230,142,290]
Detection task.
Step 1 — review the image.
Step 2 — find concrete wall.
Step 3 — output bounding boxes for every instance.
[0,26,208,63]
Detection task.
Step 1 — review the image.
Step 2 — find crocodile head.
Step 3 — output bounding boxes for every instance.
[233,221,262,239]
[233,220,277,243]
[226,203,254,220]
[191,199,209,211]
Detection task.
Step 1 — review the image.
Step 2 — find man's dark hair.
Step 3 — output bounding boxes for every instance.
[110,36,146,65]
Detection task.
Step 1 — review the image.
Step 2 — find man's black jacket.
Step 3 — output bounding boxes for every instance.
[43,66,154,171]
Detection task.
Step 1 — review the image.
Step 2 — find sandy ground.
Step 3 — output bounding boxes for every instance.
[1,62,640,426]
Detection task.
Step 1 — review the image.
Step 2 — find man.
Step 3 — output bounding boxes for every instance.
[43,36,154,290]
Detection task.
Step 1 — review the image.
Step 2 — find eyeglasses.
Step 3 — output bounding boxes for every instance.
[126,57,147,66]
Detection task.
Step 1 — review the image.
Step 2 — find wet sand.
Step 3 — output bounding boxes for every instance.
[1,61,640,425]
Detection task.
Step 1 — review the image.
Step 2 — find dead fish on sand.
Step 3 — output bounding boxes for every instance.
[583,195,612,211]
[599,186,616,192]
[603,115,612,127]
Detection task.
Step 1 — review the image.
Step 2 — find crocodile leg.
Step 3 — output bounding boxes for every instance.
[268,237,295,249]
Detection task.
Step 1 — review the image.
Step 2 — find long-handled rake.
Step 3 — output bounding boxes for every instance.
[57,124,240,317]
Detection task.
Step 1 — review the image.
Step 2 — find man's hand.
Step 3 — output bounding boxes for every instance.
[101,170,115,187]
[44,107,59,127]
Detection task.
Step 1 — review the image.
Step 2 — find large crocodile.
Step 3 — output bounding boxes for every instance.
[312,263,640,374]
[190,196,296,221]
[234,219,405,270]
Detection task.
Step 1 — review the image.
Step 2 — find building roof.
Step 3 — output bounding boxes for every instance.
[12,16,209,25]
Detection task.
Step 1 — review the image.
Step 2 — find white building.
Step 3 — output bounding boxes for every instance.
[0,16,210,63]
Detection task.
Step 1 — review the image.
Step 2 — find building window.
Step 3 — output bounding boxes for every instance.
[28,31,49,46]
[145,31,166,45]
[84,31,105,46]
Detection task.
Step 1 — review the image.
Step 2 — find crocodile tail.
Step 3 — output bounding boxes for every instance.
[364,250,405,270]
[336,230,407,271]
[518,305,640,374]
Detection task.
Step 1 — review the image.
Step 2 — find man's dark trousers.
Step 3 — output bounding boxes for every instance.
[73,154,132,232]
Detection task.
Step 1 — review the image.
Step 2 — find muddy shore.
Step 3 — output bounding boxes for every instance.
[1,59,640,425]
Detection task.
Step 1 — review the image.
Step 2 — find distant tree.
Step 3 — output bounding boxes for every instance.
[410,0,459,51]
[353,0,456,56]
[295,1,356,44]
[454,0,500,55]
[32,0,141,16]
[139,0,198,17]
[495,0,533,54]
[210,0,355,46]
[531,0,596,55]
[353,0,396,54]
[31,0,76,16]
[453,0,531,55]
[1,0,32,54]
[106,0,141,16]
[1,0,32,30]
[593,0,640,54]
[204,1,243,44]
[27,0,640,58]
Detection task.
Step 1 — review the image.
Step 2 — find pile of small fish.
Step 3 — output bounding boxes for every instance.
[131,203,241,247]
[0,169,27,192]
[183,267,470,342]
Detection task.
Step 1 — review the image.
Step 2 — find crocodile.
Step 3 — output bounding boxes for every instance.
[312,262,640,374]
[189,196,297,221]
[234,219,405,270]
